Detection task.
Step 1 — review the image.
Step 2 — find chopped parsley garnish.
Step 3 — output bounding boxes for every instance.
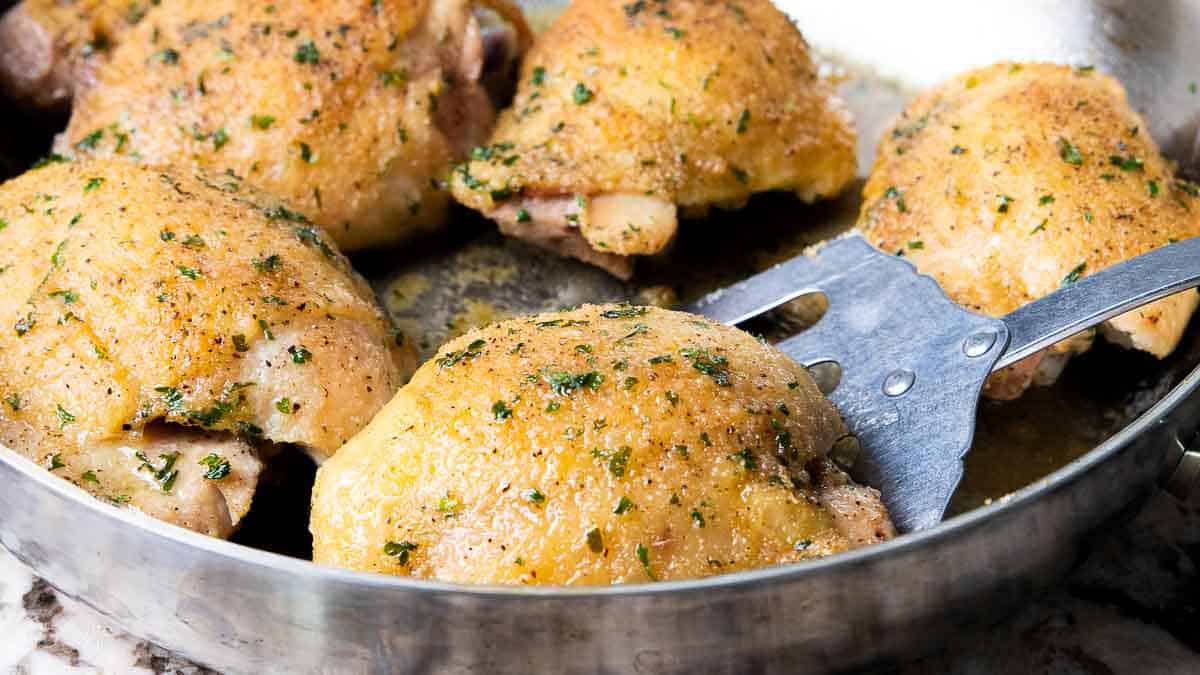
[680,347,730,386]
[155,385,185,412]
[608,446,631,477]
[229,331,250,353]
[250,115,276,130]
[492,400,513,420]
[252,254,282,272]
[1109,154,1144,172]
[378,69,407,86]
[648,354,673,365]
[883,185,907,212]
[84,177,105,192]
[75,129,103,151]
[383,540,417,565]
[601,306,648,319]
[436,338,486,368]
[1030,219,1048,235]
[531,66,546,85]
[906,240,924,250]
[3,393,20,411]
[48,454,65,471]
[298,142,316,163]
[522,487,546,504]
[728,448,756,470]
[1061,262,1087,286]
[636,543,656,580]
[212,128,229,150]
[14,313,35,336]
[1058,138,1084,166]
[613,496,634,514]
[730,166,749,184]
[49,289,79,304]
[275,397,294,414]
[182,234,205,248]
[1039,194,1055,205]
[50,239,68,268]
[287,344,312,364]
[690,510,706,528]
[56,404,76,428]
[154,48,180,65]
[199,453,231,480]
[294,41,320,64]
[81,470,100,484]
[664,26,685,39]
[177,265,201,280]
[995,194,1014,213]
[160,230,176,241]
[572,83,594,105]
[794,539,812,551]
[586,528,604,552]
[263,204,311,223]
[515,208,531,223]
[294,226,335,257]
[32,153,69,169]
[950,145,966,155]
[437,493,460,513]
[545,370,604,395]
[1148,179,1160,197]
[736,109,750,134]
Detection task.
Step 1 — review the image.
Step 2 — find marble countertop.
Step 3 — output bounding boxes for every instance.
[1,487,1196,674]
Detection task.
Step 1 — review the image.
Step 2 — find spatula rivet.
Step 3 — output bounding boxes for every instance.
[882,369,915,397]
[963,330,997,357]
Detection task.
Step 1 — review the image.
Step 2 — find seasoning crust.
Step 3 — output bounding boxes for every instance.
[450,0,856,277]
[311,304,892,584]
[860,63,1200,398]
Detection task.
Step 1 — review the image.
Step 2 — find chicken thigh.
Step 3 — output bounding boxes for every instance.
[449,0,856,279]
[53,0,530,251]
[0,159,415,536]
[860,63,1200,399]
[311,304,893,584]
[0,0,136,112]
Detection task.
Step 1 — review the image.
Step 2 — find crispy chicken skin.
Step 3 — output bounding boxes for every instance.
[0,160,415,534]
[0,0,134,112]
[450,0,856,279]
[54,0,531,251]
[311,304,893,584]
[860,63,1200,399]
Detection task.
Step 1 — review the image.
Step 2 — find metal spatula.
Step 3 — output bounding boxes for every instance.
[684,234,1200,533]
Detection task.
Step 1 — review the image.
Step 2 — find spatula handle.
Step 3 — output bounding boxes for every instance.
[1000,237,1200,369]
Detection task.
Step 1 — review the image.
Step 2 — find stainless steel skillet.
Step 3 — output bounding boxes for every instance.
[3,1,1200,673]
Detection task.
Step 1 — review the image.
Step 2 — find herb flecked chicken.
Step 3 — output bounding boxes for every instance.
[0,159,416,537]
[38,0,530,251]
[449,0,857,279]
[310,304,893,584]
[860,63,1200,399]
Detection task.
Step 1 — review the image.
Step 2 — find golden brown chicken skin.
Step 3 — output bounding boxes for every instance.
[310,304,893,584]
[0,0,138,112]
[0,159,416,535]
[860,63,1200,399]
[54,0,530,251]
[450,0,856,279]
